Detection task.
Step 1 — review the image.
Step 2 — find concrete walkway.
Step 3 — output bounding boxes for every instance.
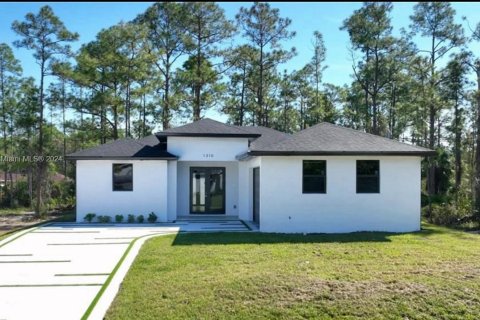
[0,220,250,320]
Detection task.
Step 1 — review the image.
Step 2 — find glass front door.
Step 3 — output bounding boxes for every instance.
[190,167,225,214]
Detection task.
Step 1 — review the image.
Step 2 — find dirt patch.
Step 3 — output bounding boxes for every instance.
[240,275,430,308]
[0,214,44,234]
[0,213,65,236]
[299,278,429,301]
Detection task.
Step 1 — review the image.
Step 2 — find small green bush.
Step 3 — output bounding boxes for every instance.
[115,214,124,223]
[423,203,469,226]
[147,212,158,223]
[127,214,135,223]
[84,213,96,223]
[97,215,112,223]
[137,215,145,223]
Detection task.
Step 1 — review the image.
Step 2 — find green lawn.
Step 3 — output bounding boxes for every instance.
[106,224,480,320]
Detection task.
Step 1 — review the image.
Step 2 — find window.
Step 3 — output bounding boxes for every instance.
[303,160,326,193]
[356,160,379,193]
[113,164,133,191]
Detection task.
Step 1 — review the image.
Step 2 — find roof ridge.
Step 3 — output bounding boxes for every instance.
[156,118,255,135]
[259,123,325,149]
[216,119,254,134]
[236,124,290,135]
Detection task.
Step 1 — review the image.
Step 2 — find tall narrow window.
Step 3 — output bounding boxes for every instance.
[113,164,133,191]
[303,160,326,193]
[356,160,379,193]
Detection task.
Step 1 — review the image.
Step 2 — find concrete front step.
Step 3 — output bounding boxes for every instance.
[175,215,240,222]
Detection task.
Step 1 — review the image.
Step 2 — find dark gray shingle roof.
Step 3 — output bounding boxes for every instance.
[248,122,434,156]
[68,120,434,160]
[239,126,291,151]
[156,118,260,137]
[66,137,176,160]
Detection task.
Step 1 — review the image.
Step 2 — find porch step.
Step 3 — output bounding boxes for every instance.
[175,215,240,222]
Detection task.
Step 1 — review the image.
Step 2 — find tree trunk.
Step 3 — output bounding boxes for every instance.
[372,47,379,135]
[143,93,147,137]
[454,98,461,193]
[125,83,130,138]
[239,64,246,126]
[426,35,437,208]
[364,49,370,133]
[113,83,118,140]
[258,44,264,126]
[474,64,480,218]
[193,20,202,121]
[35,58,46,216]
[62,79,67,176]
[100,84,106,144]
[0,66,7,204]
[163,58,171,130]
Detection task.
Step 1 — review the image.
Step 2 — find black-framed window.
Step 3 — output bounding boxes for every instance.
[356,160,379,193]
[303,160,326,193]
[113,164,133,191]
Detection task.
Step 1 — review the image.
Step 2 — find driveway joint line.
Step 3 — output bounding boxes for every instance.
[55,273,110,277]
[0,260,71,263]
[0,283,103,288]
[47,242,130,246]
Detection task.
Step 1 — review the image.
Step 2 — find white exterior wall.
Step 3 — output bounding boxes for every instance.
[176,161,239,216]
[76,160,169,222]
[167,161,177,221]
[238,157,261,221]
[167,136,248,161]
[259,156,421,233]
[168,136,249,217]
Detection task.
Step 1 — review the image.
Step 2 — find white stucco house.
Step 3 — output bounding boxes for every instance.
[67,118,434,233]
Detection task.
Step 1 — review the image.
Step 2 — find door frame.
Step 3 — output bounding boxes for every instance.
[189,167,226,214]
[252,167,260,224]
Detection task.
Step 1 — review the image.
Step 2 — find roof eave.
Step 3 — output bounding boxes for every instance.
[247,150,436,156]
[155,132,261,138]
[236,152,253,161]
[65,156,178,161]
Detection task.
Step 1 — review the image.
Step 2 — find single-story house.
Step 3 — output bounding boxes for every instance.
[66,118,434,233]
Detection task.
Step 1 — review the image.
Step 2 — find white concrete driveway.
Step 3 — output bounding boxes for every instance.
[0,220,250,320]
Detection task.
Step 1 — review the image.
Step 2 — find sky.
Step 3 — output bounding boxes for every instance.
[1,2,480,123]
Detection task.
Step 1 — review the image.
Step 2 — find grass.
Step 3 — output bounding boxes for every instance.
[106,224,480,320]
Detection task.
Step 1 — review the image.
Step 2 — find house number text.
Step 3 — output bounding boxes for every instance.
[203,153,214,158]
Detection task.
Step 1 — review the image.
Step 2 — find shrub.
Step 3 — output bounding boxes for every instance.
[115,214,124,223]
[84,213,96,223]
[137,214,145,223]
[422,189,474,228]
[48,180,76,210]
[423,202,470,227]
[97,215,112,223]
[127,214,135,223]
[147,212,158,223]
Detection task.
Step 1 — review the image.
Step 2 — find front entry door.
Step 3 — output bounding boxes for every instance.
[190,167,225,214]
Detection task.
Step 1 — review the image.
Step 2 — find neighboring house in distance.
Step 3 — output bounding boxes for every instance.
[66,118,434,233]
[0,171,68,187]
[0,171,27,187]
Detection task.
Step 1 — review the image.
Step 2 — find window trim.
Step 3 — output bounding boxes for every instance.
[356,160,380,194]
[302,160,327,194]
[112,163,133,192]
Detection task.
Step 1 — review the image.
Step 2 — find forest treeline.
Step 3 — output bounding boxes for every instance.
[1,2,479,227]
